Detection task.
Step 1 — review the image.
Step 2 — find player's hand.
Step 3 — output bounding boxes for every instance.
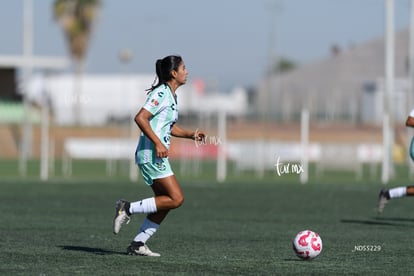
[155,143,168,158]
[193,129,206,143]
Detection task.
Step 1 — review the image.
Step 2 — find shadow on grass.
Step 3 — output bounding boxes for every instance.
[282,258,313,262]
[374,217,414,223]
[59,245,124,255]
[340,218,414,227]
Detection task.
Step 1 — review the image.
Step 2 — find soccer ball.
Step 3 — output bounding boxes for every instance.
[292,230,323,260]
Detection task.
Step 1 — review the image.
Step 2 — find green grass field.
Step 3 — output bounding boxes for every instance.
[1,160,413,275]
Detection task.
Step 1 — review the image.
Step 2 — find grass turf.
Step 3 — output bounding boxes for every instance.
[0,172,413,275]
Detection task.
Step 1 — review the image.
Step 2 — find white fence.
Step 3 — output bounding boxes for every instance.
[227,141,382,179]
[62,137,383,180]
[62,138,138,180]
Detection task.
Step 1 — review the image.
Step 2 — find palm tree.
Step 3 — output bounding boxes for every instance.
[53,0,101,124]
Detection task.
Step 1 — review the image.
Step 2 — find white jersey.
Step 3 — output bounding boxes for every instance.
[135,84,178,164]
[410,109,414,118]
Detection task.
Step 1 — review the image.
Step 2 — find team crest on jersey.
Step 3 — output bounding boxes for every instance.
[150,98,159,107]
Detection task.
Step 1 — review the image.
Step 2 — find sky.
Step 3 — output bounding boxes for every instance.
[0,0,412,91]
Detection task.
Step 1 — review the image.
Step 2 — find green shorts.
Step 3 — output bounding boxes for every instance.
[138,159,174,186]
[410,137,414,162]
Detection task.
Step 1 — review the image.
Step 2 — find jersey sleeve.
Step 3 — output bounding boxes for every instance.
[142,88,168,115]
[409,109,414,118]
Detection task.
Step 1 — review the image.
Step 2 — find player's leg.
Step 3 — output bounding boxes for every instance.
[378,185,414,213]
[377,188,390,213]
[150,174,184,221]
[129,168,184,217]
[387,185,414,198]
[132,175,183,241]
[136,175,184,238]
[113,161,171,235]
[113,196,157,235]
[406,186,414,195]
[128,175,184,256]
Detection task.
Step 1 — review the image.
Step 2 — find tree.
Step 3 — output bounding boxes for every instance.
[272,58,297,74]
[53,0,101,124]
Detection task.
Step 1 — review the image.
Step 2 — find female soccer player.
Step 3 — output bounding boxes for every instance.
[113,55,205,256]
[378,109,414,213]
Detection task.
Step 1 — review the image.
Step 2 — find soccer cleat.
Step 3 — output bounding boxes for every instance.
[127,241,161,257]
[113,199,131,234]
[377,188,389,213]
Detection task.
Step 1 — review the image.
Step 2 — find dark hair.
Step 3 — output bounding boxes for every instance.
[146,55,183,92]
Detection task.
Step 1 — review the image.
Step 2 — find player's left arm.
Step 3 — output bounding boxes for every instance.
[171,124,205,141]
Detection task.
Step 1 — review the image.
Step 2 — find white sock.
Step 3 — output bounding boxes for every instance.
[133,218,160,243]
[129,197,157,214]
[389,187,407,199]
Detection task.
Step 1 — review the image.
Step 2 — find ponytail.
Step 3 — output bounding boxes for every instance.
[146,55,183,93]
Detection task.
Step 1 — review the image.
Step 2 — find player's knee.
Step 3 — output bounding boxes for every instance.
[171,195,184,209]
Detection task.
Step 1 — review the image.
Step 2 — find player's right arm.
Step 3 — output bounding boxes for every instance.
[135,108,169,158]
[406,115,414,128]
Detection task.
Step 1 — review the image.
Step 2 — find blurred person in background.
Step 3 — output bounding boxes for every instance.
[113,55,205,256]
[378,109,414,213]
